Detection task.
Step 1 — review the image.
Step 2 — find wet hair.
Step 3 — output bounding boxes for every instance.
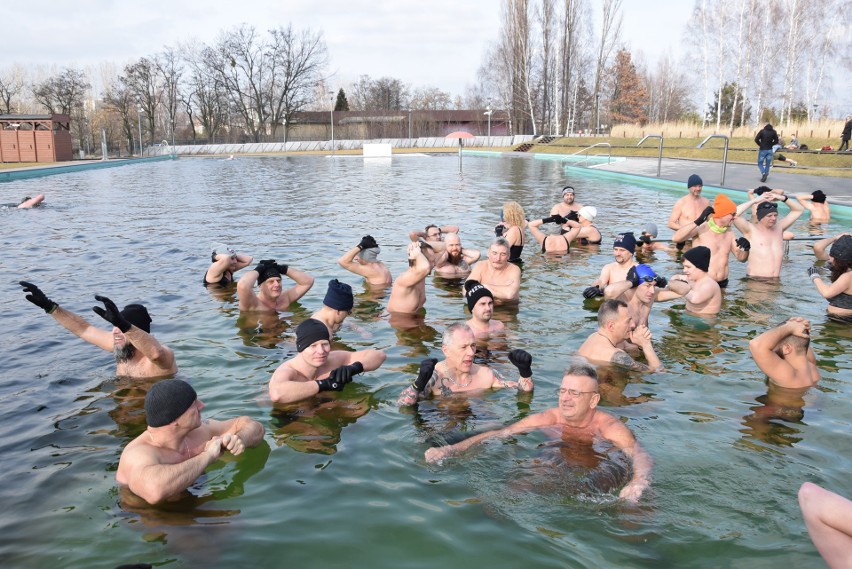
[563,361,598,382]
[442,322,473,347]
[781,333,810,354]
[424,224,440,235]
[502,201,526,228]
[491,237,510,252]
[597,299,628,327]
[830,258,851,283]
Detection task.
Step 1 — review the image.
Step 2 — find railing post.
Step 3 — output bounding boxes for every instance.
[637,134,664,177]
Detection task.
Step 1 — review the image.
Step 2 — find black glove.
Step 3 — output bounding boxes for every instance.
[654,275,668,289]
[626,266,640,288]
[583,285,604,299]
[92,295,131,332]
[735,237,751,251]
[638,235,652,245]
[413,358,438,392]
[552,214,568,225]
[275,263,289,276]
[540,215,559,224]
[358,235,377,250]
[316,362,364,392]
[20,281,58,314]
[693,206,715,226]
[509,349,532,378]
[565,210,579,222]
[254,259,275,273]
[494,224,505,237]
[807,266,820,280]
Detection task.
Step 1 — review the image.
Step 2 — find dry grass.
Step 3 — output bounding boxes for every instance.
[608,120,848,145]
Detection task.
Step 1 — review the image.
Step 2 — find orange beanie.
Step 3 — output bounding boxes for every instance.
[713,194,737,218]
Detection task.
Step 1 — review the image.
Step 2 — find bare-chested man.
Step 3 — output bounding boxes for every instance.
[669,246,723,315]
[668,174,711,233]
[237,259,315,312]
[577,299,661,372]
[549,185,583,218]
[396,323,532,405]
[269,318,386,404]
[795,190,830,224]
[19,282,176,378]
[387,241,431,313]
[311,279,354,336]
[672,193,750,288]
[423,362,652,503]
[636,223,671,253]
[116,379,264,504]
[430,233,480,278]
[338,235,392,286]
[603,264,689,327]
[733,192,804,278]
[464,280,505,337]
[748,317,820,388]
[409,223,459,244]
[583,233,638,299]
[466,238,522,302]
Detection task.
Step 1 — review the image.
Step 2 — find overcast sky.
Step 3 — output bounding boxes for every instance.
[8,1,695,97]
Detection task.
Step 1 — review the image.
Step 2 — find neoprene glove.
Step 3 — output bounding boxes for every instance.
[541,215,558,224]
[494,224,505,237]
[552,214,568,225]
[735,237,751,251]
[509,349,533,378]
[20,281,58,314]
[358,235,378,250]
[807,266,820,280]
[626,266,640,288]
[254,259,275,273]
[638,235,652,245]
[565,210,579,222]
[92,295,131,332]
[693,206,715,226]
[583,285,604,299]
[275,263,289,275]
[413,358,438,392]
[316,362,364,392]
[654,275,668,289]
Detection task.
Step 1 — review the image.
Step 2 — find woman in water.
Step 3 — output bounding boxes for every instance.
[496,201,527,263]
[808,233,852,320]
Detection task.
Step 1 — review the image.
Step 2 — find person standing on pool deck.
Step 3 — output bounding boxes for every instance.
[423,361,652,504]
[748,317,820,388]
[733,192,804,278]
[19,282,176,378]
[338,235,393,287]
[672,194,750,288]
[116,379,264,504]
[204,243,253,286]
[583,233,638,299]
[467,238,522,303]
[387,241,431,314]
[396,323,532,406]
[755,123,779,182]
[237,259,315,312]
[577,299,662,372]
[668,175,711,236]
[269,318,386,404]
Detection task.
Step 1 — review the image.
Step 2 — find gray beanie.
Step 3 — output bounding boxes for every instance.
[145,380,197,427]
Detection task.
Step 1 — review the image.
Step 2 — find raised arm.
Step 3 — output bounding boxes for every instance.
[777,193,804,230]
[396,243,431,286]
[19,281,113,351]
[338,245,372,278]
[462,247,481,264]
[527,218,549,245]
[236,268,261,310]
[813,233,850,261]
[280,266,315,305]
[748,319,803,384]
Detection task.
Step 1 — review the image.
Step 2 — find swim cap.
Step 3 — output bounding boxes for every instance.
[358,246,380,262]
[634,264,657,282]
[713,194,737,219]
[829,235,852,262]
[464,279,493,311]
[687,174,703,188]
[121,304,151,333]
[756,201,778,221]
[257,265,282,284]
[811,190,827,204]
[561,186,575,195]
[212,243,236,258]
[683,246,711,273]
[324,279,354,311]
[613,232,636,254]
[145,379,197,427]
[296,318,331,352]
[578,206,597,221]
[643,223,658,238]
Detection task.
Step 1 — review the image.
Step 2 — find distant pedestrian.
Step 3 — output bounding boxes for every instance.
[755,123,779,182]
[839,116,852,152]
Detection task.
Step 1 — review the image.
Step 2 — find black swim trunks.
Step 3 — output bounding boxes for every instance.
[717,278,729,289]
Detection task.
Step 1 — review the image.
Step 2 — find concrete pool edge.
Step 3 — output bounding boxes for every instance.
[0,155,176,183]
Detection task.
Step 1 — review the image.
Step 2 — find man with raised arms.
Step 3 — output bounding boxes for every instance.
[423,361,652,503]
[116,379,264,504]
[733,192,804,278]
[603,264,689,327]
[466,238,522,302]
[396,323,532,406]
[338,235,393,287]
[430,233,481,278]
[19,282,176,378]
[668,174,711,234]
[269,318,386,404]
[672,194,750,288]
[795,190,831,224]
[237,259,315,312]
[387,241,431,314]
[748,317,820,388]
[408,223,459,244]
[583,233,638,299]
[464,280,505,337]
[577,299,662,372]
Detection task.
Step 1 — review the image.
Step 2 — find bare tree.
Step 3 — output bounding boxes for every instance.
[155,47,183,145]
[410,86,453,110]
[122,58,160,146]
[0,66,25,114]
[592,0,622,134]
[559,0,589,135]
[31,67,90,116]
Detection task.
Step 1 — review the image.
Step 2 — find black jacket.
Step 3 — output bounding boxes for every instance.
[842,120,852,140]
[755,125,779,150]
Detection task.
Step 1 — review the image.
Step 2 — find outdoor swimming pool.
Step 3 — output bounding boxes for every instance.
[1,154,849,568]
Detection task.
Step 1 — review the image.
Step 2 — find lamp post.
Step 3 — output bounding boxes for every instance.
[408,108,412,141]
[484,102,493,146]
[329,92,335,156]
[594,94,600,136]
[136,101,143,157]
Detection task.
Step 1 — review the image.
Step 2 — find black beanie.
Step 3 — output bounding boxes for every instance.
[756,201,778,221]
[829,235,852,262]
[324,279,354,311]
[145,379,197,427]
[121,304,151,333]
[683,246,711,273]
[257,265,282,285]
[464,280,493,311]
[811,190,827,204]
[296,318,331,352]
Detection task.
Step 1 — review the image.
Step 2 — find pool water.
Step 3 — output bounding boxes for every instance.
[1,154,849,568]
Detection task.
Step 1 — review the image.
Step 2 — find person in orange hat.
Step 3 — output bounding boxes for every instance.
[672,193,750,288]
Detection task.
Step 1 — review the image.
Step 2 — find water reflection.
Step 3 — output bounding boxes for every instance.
[739,382,809,449]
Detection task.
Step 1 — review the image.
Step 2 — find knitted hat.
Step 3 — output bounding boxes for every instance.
[613,232,636,254]
[687,174,703,188]
[324,279,354,311]
[713,194,737,219]
[829,235,852,262]
[643,223,658,237]
[296,318,331,352]
[811,190,827,204]
[257,265,281,285]
[145,379,197,427]
[756,201,778,221]
[578,206,597,221]
[121,304,151,333]
[464,280,493,311]
[683,246,711,273]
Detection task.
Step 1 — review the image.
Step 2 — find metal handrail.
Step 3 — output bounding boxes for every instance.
[697,134,729,185]
[637,135,663,177]
[570,142,611,165]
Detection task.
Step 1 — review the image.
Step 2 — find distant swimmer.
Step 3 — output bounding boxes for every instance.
[237,259,314,312]
[17,194,45,208]
[733,192,803,278]
[636,223,671,253]
[466,238,521,302]
[338,235,392,286]
[577,299,662,372]
[748,317,820,388]
[795,190,831,223]
[424,361,653,504]
[204,243,253,286]
[464,280,504,337]
[269,318,386,404]
[387,241,431,314]
[116,379,264,504]
[396,323,532,406]
[19,281,176,378]
[583,233,637,299]
[311,279,354,336]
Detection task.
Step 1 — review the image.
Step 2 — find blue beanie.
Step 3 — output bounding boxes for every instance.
[324,279,354,311]
[614,232,636,254]
[687,174,703,188]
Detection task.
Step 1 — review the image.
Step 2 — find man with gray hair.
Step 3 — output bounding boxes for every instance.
[396,323,533,405]
[338,235,392,286]
[424,361,653,504]
[466,238,522,302]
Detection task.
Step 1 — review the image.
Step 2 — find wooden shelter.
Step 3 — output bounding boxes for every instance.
[0,114,73,163]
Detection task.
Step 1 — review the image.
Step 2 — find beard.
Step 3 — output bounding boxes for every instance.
[114,343,136,363]
[447,250,464,265]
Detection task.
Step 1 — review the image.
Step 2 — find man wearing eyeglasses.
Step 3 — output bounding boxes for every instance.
[409,223,460,244]
[577,299,662,372]
[424,361,652,503]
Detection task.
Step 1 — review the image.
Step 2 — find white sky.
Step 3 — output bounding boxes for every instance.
[7,1,694,97]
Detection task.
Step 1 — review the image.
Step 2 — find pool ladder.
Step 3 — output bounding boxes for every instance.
[570,142,611,166]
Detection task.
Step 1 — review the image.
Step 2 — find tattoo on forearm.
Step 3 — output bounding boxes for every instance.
[612,350,650,371]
